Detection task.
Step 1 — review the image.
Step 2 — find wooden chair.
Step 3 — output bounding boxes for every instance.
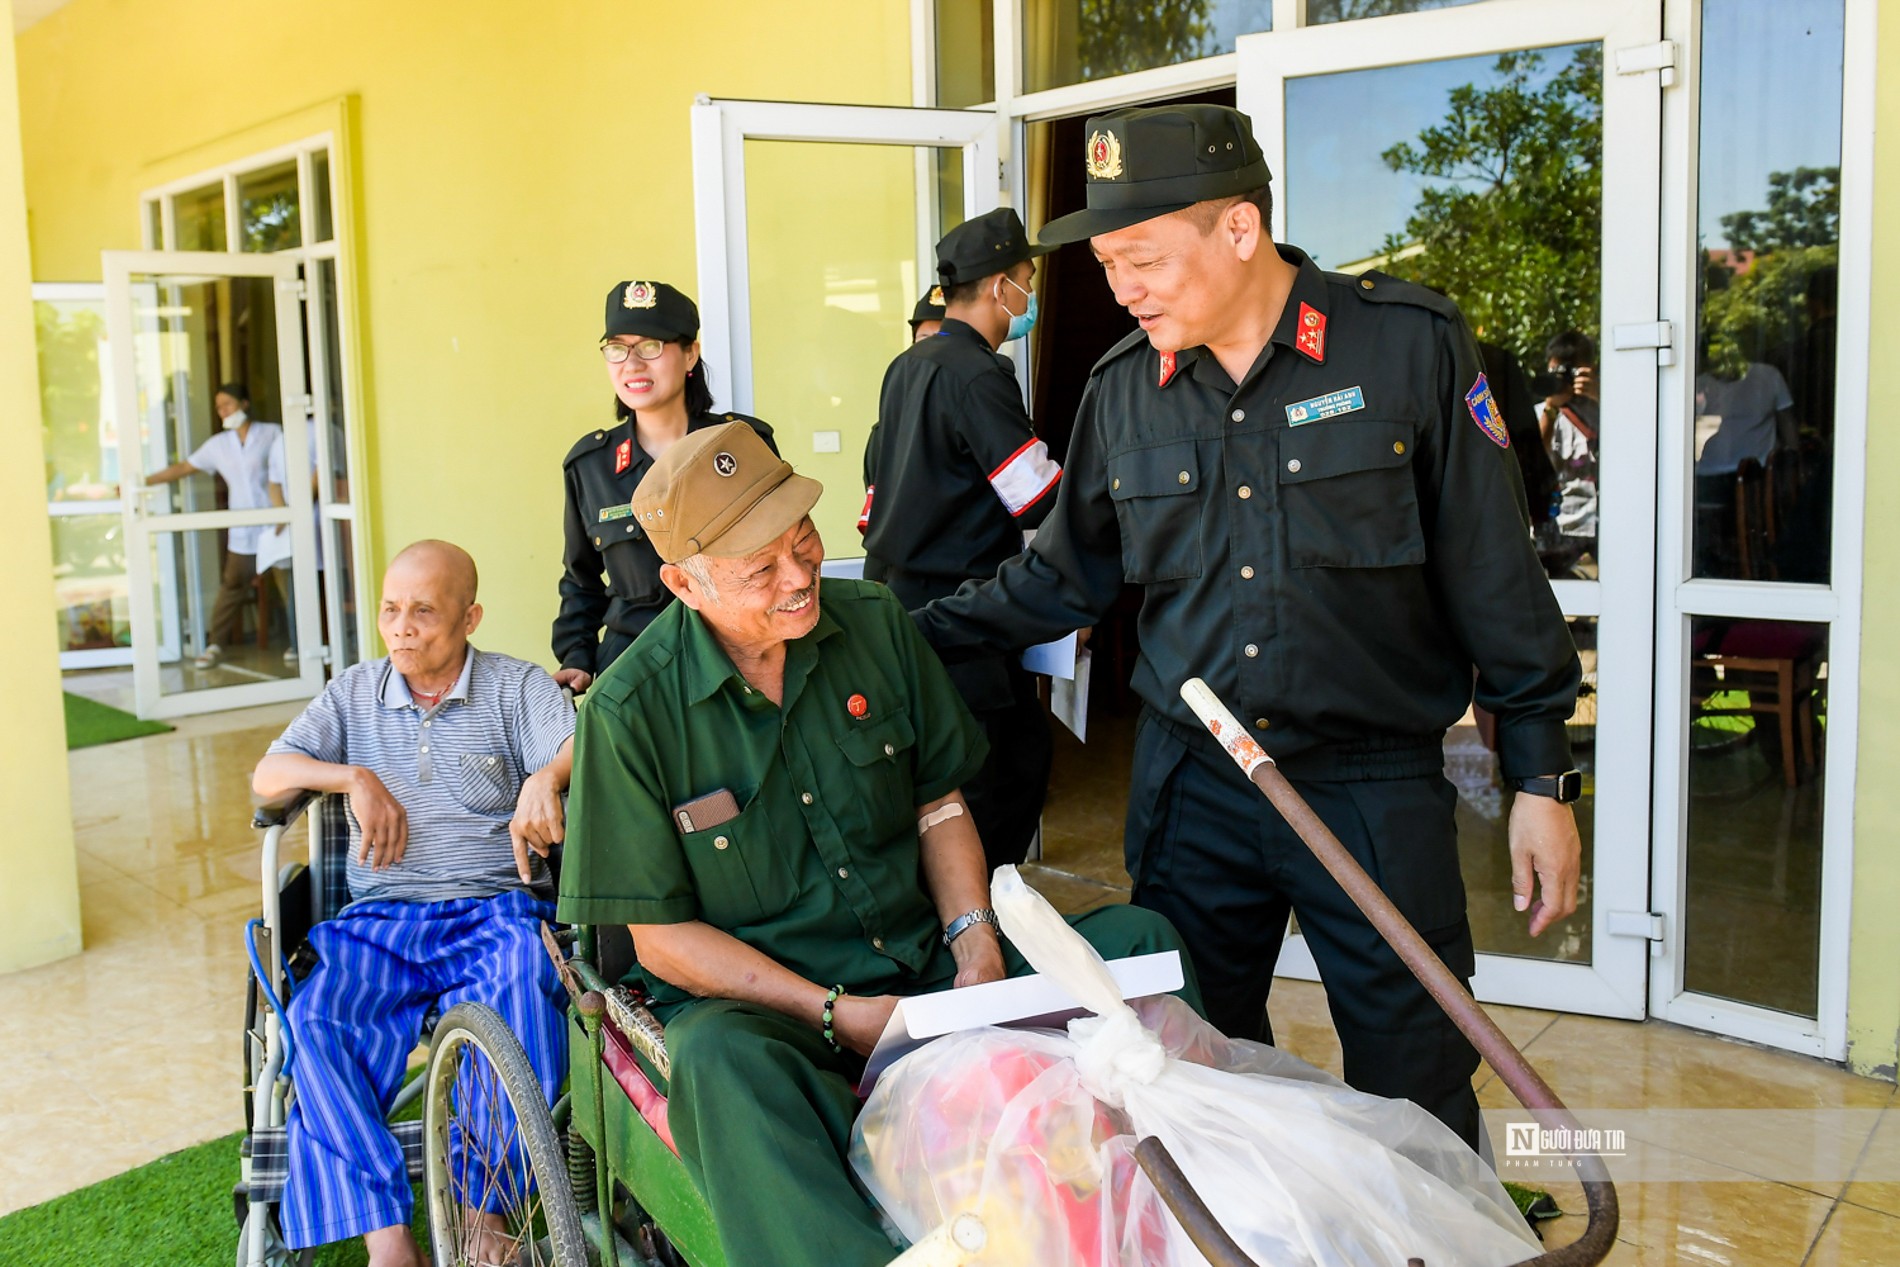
[1690,621,1824,789]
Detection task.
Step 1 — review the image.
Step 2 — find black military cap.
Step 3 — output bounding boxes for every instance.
[603,280,698,342]
[935,207,1054,285]
[1037,104,1273,245]
[909,285,947,330]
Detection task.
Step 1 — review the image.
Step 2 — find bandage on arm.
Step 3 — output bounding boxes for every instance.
[917,802,965,835]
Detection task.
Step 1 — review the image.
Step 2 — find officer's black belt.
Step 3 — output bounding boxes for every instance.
[1148,709,1444,782]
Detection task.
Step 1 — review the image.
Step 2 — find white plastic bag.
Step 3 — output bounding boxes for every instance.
[849,867,1542,1267]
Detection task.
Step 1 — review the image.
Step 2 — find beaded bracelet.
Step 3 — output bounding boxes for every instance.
[821,985,845,1053]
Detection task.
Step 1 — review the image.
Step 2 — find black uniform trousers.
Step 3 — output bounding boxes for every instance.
[1124,710,1482,1149]
[948,658,1053,872]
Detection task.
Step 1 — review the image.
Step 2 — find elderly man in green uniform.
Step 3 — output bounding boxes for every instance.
[557,422,1195,1267]
[914,105,1583,1152]
[862,207,1063,871]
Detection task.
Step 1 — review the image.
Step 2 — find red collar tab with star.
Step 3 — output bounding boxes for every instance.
[1295,302,1327,364]
[1157,349,1180,387]
[614,437,633,474]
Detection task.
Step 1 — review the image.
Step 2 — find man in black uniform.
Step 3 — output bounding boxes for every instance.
[914,105,1583,1149]
[862,207,1062,870]
[554,281,778,688]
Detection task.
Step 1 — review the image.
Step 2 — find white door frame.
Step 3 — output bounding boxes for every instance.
[689,98,1003,417]
[1646,0,1872,1061]
[104,250,327,720]
[1235,0,1666,1020]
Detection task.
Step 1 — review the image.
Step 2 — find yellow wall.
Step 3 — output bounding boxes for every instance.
[16,0,912,663]
[0,0,82,973]
[1846,9,1900,1082]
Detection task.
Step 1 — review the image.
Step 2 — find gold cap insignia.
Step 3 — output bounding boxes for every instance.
[928,285,944,306]
[623,281,658,310]
[1086,129,1124,181]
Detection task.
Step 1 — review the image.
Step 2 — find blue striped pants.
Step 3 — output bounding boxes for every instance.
[280,889,566,1248]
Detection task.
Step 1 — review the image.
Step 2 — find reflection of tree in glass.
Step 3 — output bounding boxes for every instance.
[1307,0,1473,20]
[1701,167,1838,379]
[243,191,300,253]
[1076,0,1215,80]
[1373,47,1602,371]
[37,304,109,495]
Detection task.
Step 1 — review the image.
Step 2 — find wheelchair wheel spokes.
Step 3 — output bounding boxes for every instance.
[424,1002,585,1267]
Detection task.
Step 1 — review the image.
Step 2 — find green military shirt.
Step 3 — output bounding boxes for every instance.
[557,577,986,1013]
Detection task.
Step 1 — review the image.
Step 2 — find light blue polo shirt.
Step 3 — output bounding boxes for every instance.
[267,646,576,904]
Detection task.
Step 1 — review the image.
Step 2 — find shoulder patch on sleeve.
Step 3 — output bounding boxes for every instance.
[1465,373,1511,448]
[563,427,615,466]
[1342,270,1462,321]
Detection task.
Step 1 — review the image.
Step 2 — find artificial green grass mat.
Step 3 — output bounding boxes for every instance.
[63,691,172,749]
[0,1072,428,1266]
[0,1129,427,1266]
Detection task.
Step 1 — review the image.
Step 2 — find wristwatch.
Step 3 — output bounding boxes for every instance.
[942,907,1000,947]
[1511,770,1584,803]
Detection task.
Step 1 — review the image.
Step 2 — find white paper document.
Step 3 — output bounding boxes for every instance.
[1050,647,1091,742]
[859,950,1183,1094]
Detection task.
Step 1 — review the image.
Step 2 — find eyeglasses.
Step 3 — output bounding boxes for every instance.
[601,338,669,364]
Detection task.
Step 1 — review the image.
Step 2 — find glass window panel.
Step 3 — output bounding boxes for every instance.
[328,517,362,669]
[318,259,349,504]
[149,525,303,692]
[144,199,164,249]
[743,140,927,551]
[1683,617,1828,1017]
[1306,0,1489,23]
[1023,0,1271,94]
[310,149,335,242]
[238,161,301,252]
[1458,617,1597,964]
[935,0,995,108]
[53,514,131,654]
[1691,0,1843,583]
[36,291,118,499]
[1285,44,1603,580]
[172,183,227,251]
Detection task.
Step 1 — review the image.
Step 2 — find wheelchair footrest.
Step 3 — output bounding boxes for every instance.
[245,1119,426,1204]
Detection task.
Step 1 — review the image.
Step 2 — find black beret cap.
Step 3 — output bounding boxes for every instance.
[935,207,1054,286]
[1037,104,1273,245]
[603,280,698,342]
[909,285,947,329]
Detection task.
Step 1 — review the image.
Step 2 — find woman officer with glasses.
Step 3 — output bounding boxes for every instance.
[552,280,778,692]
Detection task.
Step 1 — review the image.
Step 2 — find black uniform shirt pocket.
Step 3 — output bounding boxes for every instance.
[836,709,919,839]
[597,527,666,603]
[455,752,517,816]
[1278,419,1427,569]
[681,791,796,929]
[1106,440,1206,583]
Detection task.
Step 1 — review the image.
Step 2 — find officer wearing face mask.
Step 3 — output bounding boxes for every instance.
[860,207,1061,872]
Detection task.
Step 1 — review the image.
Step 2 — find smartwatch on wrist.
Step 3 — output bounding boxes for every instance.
[942,907,999,947]
[1511,770,1583,803]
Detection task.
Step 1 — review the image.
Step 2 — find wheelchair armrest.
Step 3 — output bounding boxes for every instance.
[253,789,320,830]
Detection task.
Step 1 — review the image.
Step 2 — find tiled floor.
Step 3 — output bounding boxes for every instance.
[2,671,1894,1265]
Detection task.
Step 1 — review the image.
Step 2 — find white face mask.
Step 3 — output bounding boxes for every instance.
[221,409,249,431]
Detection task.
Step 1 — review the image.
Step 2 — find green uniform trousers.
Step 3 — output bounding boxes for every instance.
[662,904,1202,1267]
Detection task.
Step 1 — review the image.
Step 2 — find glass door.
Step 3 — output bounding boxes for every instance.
[1237,0,1665,1018]
[103,250,326,719]
[691,100,1002,558]
[1650,0,1857,1060]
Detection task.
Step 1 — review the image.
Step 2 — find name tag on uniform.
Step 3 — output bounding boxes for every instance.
[1284,386,1365,426]
[597,503,636,523]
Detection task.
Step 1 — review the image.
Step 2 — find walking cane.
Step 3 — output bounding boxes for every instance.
[1126,680,1620,1267]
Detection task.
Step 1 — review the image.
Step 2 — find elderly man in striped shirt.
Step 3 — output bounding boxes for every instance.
[252,539,576,1267]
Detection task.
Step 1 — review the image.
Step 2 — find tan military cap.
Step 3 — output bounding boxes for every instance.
[630,422,822,564]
